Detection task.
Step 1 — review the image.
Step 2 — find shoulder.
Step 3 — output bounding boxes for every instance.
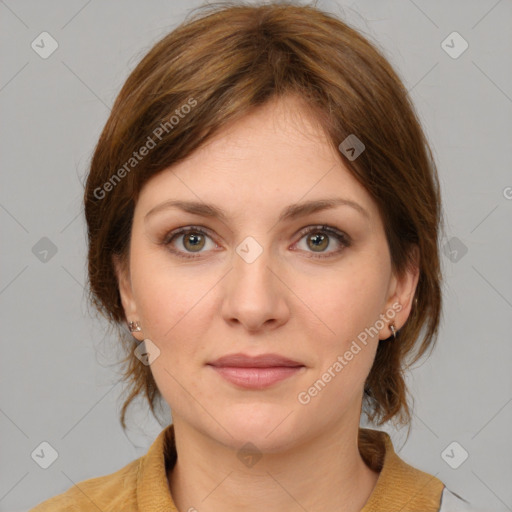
[29,458,141,511]
[359,428,444,511]
[29,424,176,511]
[359,427,482,512]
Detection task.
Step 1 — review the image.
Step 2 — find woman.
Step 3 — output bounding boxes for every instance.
[31,2,478,511]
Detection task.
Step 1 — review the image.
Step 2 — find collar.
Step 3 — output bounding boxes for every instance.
[359,427,445,511]
[136,422,178,510]
[136,424,444,511]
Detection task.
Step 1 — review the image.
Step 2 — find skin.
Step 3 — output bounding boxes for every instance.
[114,93,419,512]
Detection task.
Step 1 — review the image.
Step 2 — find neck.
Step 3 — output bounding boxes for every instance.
[167,418,379,512]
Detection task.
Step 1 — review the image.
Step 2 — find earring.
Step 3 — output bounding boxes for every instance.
[389,323,397,339]
[129,321,142,333]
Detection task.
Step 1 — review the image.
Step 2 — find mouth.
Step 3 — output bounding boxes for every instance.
[206,353,305,389]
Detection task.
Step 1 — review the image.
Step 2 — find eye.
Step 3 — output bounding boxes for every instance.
[293,225,351,259]
[162,224,351,260]
[163,226,218,260]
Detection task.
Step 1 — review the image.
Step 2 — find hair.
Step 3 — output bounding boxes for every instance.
[84,1,445,442]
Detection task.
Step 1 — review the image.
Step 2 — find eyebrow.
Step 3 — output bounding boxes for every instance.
[144,197,370,223]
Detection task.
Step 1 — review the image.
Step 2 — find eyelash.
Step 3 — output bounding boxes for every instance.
[161,225,351,260]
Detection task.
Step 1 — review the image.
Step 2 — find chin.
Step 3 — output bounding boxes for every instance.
[209,404,306,452]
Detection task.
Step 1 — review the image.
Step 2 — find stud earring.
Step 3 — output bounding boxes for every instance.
[129,321,142,333]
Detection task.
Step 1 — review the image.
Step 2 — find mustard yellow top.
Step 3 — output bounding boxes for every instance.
[30,424,456,511]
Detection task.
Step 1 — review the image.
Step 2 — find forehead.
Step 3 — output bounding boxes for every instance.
[136,95,380,227]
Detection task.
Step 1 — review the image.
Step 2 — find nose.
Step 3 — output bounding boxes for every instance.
[221,238,290,333]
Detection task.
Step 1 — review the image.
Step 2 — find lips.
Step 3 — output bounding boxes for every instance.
[208,353,304,368]
[207,353,305,389]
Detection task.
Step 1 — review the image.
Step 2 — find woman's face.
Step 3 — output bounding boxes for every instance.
[115,94,418,451]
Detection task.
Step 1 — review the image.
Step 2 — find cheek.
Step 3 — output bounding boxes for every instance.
[296,261,388,341]
[131,266,212,408]
[293,271,384,409]
[290,261,388,401]
[130,244,188,318]
[134,281,218,416]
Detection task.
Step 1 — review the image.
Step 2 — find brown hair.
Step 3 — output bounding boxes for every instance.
[84,1,444,435]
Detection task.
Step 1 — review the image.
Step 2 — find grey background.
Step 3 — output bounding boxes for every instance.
[1,0,511,510]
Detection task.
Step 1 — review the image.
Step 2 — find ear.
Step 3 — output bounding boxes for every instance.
[112,253,144,341]
[381,244,420,339]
